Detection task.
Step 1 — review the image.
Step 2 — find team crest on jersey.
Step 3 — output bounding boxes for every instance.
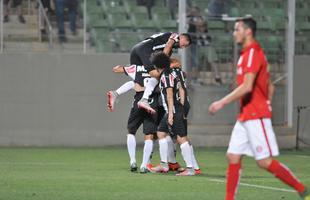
[256,146,263,153]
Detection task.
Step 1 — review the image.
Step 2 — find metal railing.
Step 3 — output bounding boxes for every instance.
[37,0,53,48]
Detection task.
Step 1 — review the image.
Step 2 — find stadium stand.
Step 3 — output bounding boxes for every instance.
[84,0,310,86]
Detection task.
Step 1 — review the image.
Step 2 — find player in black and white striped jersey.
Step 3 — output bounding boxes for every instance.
[107,32,192,113]
[149,52,200,176]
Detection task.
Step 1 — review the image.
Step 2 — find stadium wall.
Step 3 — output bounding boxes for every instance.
[0,53,135,147]
[294,55,310,147]
[0,53,304,148]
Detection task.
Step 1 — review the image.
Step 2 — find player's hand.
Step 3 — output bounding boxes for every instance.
[168,113,173,126]
[209,100,225,115]
[169,33,179,43]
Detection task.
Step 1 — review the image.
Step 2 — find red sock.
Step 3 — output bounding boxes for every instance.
[268,160,305,193]
[226,163,241,200]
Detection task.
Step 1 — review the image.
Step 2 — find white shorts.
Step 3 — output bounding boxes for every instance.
[227,118,279,160]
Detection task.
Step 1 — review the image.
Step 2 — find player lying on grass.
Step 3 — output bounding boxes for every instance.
[149,52,200,176]
[107,32,192,113]
[209,17,310,200]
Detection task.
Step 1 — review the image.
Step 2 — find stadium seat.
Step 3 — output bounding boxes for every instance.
[101,0,127,13]
[131,13,160,31]
[154,13,177,30]
[229,7,240,17]
[96,39,118,52]
[114,31,141,52]
[87,2,103,14]
[193,0,209,10]
[87,14,110,29]
[207,20,225,30]
[108,13,134,30]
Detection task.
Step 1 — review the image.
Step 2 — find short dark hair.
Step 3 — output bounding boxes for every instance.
[180,33,192,45]
[151,51,171,69]
[236,17,257,37]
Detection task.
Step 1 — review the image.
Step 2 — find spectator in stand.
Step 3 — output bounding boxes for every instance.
[208,0,231,17]
[3,0,26,23]
[187,6,205,83]
[55,0,78,43]
[136,0,154,20]
[166,0,177,20]
[196,22,222,85]
[187,6,222,85]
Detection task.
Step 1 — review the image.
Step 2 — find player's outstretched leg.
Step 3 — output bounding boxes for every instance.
[107,90,118,112]
[257,158,309,199]
[137,77,158,114]
[107,81,135,112]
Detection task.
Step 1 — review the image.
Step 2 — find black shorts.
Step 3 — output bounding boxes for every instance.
[183,100,191,118]
[157,104,187,137]
[130,41,156,72]
[127,92,159,135]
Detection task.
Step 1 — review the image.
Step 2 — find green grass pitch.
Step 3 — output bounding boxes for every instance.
[1,147,309,200]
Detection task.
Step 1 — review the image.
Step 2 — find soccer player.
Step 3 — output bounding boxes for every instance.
[150,52,199,176]
[167,59,201,174]
[208,17,310,200]
[111,63,159,173]
[107,32,192,113]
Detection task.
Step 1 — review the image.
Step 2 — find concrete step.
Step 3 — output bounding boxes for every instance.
[51,28,84,43]
[2,41,94,53]
[3,15,38,41]
[3,41,49,52]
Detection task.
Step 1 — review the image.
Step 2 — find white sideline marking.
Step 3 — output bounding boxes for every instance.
[208,178,295,193]
[296,155,310,159]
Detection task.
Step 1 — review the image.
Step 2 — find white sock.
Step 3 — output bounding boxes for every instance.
[116,81,135,95]
[141,140,153,168]
[127,134,136,164]
[158,138,168,163]
[191,145,199,170]
[180,142,193,168]
[142,77,158,100]
[147,151,153,164]
[166,135,177,163]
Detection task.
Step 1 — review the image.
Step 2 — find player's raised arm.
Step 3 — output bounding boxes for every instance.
[163,33,192,57]
[163,33,179,56]
[112,65,125,73]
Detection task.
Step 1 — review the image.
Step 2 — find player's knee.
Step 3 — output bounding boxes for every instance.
[144,134,153,140]
[157,131,166,139]
[256,158,273,169]
[226,153,242,164]
[176,136,188,144]
[127,128,137,135]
